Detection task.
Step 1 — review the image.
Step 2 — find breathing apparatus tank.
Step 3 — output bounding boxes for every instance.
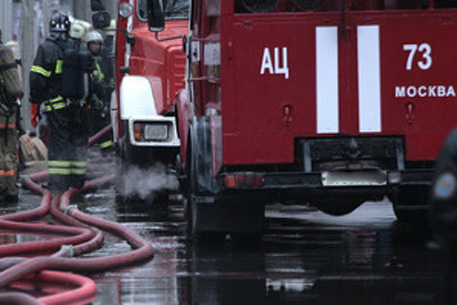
[61,47,94,102]
[0,41,23,99]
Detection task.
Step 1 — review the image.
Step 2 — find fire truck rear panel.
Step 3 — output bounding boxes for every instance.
[221,9,457,166]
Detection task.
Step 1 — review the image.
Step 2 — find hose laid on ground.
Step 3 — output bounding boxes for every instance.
[0,292,45,305]
[0,124,154,304]
[1,172,50,221]
[37,270,98,305]
[0,219,94,256]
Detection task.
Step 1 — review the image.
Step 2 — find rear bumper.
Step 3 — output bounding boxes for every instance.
[222,168,433,189]
[217,168,434,204]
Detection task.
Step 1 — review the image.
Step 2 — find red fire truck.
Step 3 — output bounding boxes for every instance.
[110,0,188,176]
[143,0,457,239]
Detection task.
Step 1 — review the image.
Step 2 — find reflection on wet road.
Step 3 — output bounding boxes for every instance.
[5,187,447,304]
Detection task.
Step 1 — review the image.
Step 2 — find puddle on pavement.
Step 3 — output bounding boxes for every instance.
[0,187,449,305]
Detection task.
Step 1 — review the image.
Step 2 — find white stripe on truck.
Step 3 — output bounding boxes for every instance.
[316,26,339,134]
[357,25,382,133]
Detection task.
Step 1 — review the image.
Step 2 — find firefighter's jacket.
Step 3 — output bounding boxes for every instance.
[89,58,106,105]
[29,35,90,191]
[0,77,18,199]
[30,34,77,110]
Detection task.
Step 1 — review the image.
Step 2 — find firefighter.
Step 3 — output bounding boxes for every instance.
[84,30,113,155]
[0,41,22,203]
[4,41,25,137]
[30,11,91,191]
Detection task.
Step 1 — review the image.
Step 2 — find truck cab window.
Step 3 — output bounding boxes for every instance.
[234,0,434,13]
[137,0,190,21]
[137,0,148,21]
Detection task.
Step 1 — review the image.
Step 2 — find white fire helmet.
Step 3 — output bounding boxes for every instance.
[84,30,104,45]
[69,22,85,39]
[69,19,93,40]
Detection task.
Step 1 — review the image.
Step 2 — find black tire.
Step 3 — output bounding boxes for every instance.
[231,232,263,246]
[184,117,265,242]
[184,194,227,245]
[184,117,217,240]
[390,186,430,225]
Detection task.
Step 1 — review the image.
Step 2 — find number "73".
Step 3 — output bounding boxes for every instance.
[403,43,432,70]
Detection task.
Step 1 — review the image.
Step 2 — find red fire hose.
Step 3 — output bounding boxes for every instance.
[0,124,155,304]
[88,124,112,147]
[0,219,94,256]
[0,292,45,305]
[37,270,98,305]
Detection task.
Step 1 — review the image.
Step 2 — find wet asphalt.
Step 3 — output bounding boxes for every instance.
[0,175,450,305]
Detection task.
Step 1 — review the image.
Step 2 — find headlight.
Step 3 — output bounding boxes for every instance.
[144,124,168,141]
[134,122,169,141]
[119,3,133,18]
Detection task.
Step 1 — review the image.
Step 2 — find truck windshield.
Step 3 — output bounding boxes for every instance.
[137,0,189,21]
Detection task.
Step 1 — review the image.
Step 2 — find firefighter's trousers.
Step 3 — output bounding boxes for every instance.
[0,110,17,200]
[46,102,89,191]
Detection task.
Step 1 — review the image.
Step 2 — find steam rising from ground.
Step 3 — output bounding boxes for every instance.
[118,164,179,200]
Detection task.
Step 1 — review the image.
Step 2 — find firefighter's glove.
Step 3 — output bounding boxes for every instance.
[31,103,41,128]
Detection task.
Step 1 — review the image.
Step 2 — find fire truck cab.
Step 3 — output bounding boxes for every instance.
[111,0,188,185]
[153,0,457,239]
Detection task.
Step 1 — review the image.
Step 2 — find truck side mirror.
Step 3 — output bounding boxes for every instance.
[147,0,165,32]
[92,11,111,29]
[90,0,106,11]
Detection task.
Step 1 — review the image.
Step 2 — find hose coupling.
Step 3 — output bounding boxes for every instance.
[60,245,75,257]
[64,204,79,215]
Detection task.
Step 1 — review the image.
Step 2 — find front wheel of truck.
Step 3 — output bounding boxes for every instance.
[184,117,265,243]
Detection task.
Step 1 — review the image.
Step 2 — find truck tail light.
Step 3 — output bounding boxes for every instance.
[224,173,264,188]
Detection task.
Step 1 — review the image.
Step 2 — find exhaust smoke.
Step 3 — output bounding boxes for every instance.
[118,164,179,201]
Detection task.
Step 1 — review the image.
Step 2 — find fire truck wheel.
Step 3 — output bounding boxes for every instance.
[392,206,428,225]
[184,117,224,242]
[185,194,265,244]
[389,187,429,225]
[184,195,226,244]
